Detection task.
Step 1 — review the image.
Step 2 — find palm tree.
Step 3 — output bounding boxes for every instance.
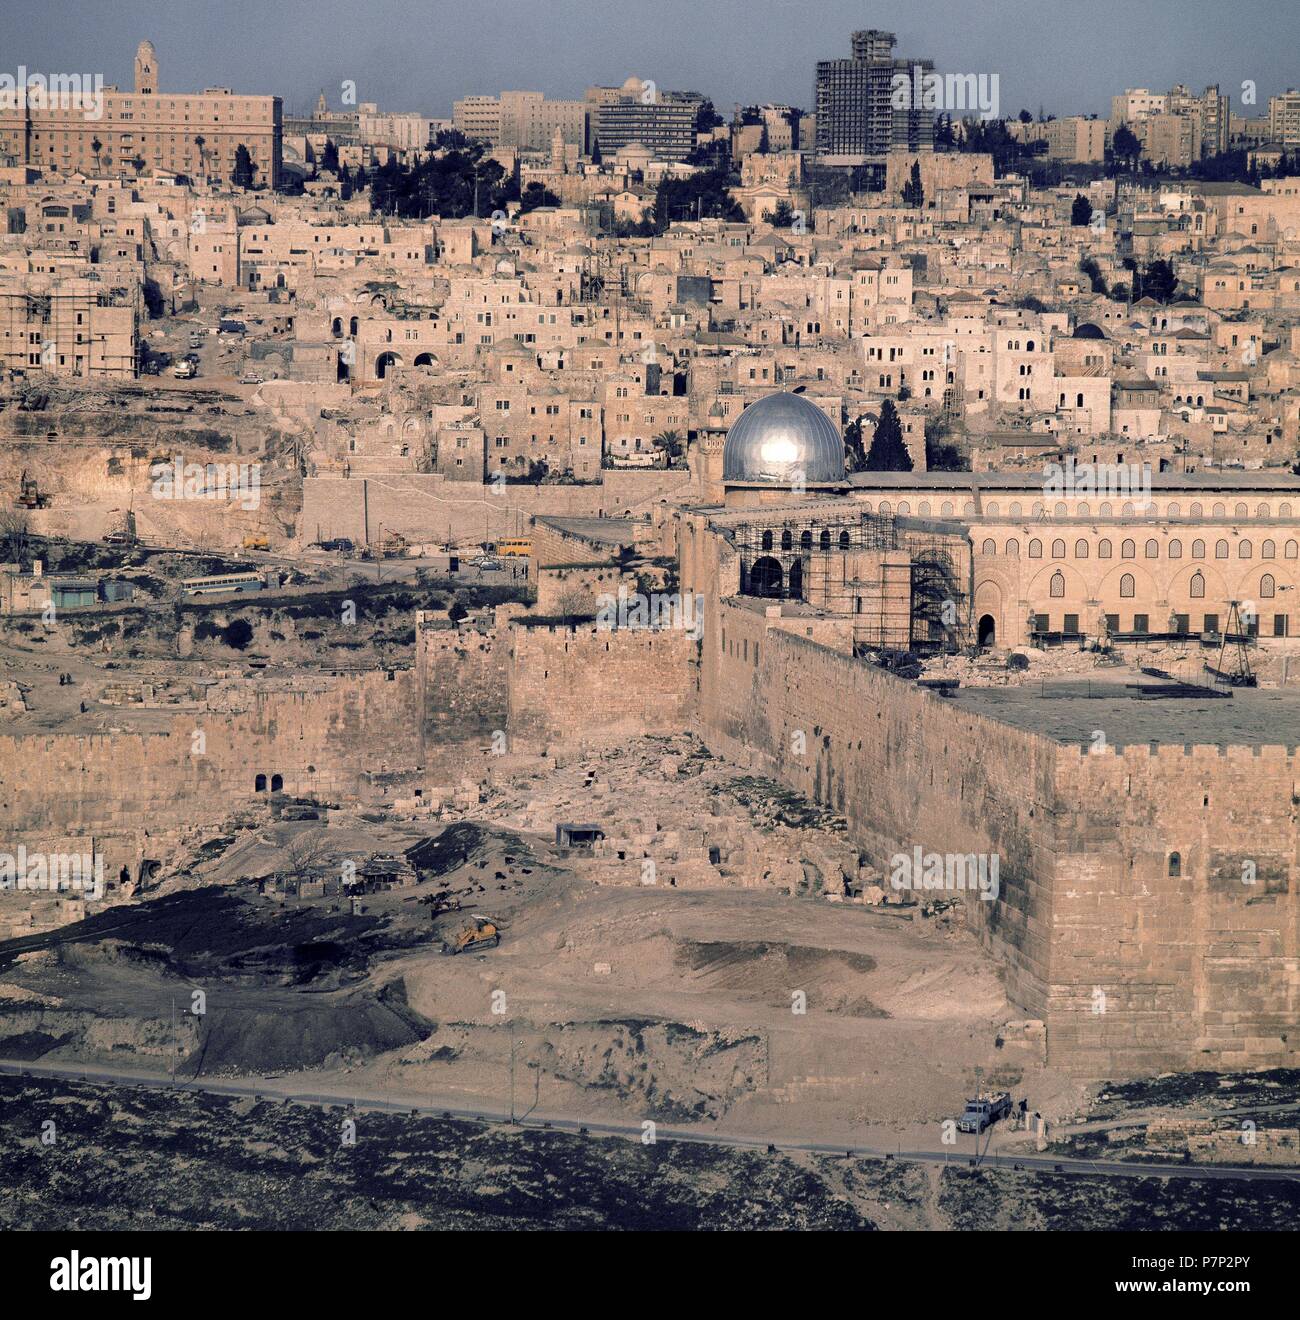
[194,135,207,178]
[654,429,684,466]
[91,137,103,173]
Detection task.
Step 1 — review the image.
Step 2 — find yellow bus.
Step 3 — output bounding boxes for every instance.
[495,538,532,558]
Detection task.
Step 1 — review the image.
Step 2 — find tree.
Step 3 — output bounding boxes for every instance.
[518,181,560,212]
[654,430,685,464]
[1070,193,1093,226]
[901,159,924,207]
[193,135,207,177]
[767,200,796,228]
[90,137,103,173]
[233,143,255,189]
[320,139,339,174]
[1112,124,1141,170]
[0,510,31,562]
[924,417,966,471]
[1141,258,1178,303]
[864,398,913,472]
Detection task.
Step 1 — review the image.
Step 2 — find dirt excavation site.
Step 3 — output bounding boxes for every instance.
[0,734,1081,1154]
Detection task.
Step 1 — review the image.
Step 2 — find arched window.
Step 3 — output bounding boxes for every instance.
[1120,573,1135,598]
[918,501,931,516]
[761,530,773,551]
[819,529,831,550]
[1052,538,1066,558]
[1257,503,1270,518]
[1055,502,1068,518]
[1008,502,1021,517]
[1077,502,1091,516]
[1098,538,1112,558]
[1168,852,1181,878]
[941,501,954,516]
[1099,502,1112,517]
[1261,573,1276,598]
[1169,539,1182,558]
[1075,539,1090,558]
[1190,571,1205,598]
[838,530,851,549]
[1050,571,1065,598]
[1239,540,1253,559]
[270,774,283,793]
[1263,539,1276,559]
[255,774,267,792]
[1213,502,1226,517]
[1190,502,1203,517]
[1235,502,1248,519]
[1281,503,1293,518]
[897,501,911,515]
[1121,539,1136,558]
[1028,538,1042,558]
[1288,541,1299,559]
[781,529,793,551]
[1006,538,1020,556]
[800,530,812,550]
[1215,540,1229,559]
[879,500,892,514]
[986,502,1000,515]
[1192,538,1205,558]
[982,538,997,556]
[1168,503,1181,518]
[1121,502,1135,518]
[1032,502,1045,516]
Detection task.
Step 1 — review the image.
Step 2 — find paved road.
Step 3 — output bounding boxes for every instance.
[4,1057,1297,1185]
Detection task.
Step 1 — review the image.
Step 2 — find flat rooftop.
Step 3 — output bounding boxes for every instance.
[955,678,1300,749]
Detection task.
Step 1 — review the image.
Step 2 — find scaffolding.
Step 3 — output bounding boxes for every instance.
[731,508,972,652]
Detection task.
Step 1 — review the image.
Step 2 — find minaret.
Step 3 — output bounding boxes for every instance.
[134,40,157,95]
[550,125,565,173]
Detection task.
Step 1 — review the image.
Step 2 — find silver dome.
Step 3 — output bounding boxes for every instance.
[722,392,846,485]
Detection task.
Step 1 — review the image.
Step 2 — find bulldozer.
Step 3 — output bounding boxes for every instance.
[241,533,270,551]
[441,915,501,955]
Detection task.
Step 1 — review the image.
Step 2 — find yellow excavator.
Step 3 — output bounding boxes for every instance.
[441,915,501,955]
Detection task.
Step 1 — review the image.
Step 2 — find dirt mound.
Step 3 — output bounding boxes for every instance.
[536,1019,766,1122]
[676,940,887,1018]
[187,989,428,1075]
[405,823,494,877]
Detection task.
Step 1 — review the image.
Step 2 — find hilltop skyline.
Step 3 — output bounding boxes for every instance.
[1,0,1297,121]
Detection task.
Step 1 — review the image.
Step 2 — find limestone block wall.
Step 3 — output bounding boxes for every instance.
[417,620,508,739]
[506,621,695,750]
[300,469,692,549]
[698,615,1058,1019]
[0,670,421,884]
[1051,743,1300,1077]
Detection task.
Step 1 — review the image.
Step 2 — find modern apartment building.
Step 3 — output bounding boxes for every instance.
[814,29,934,163]
[1268,90,1300,146]
[588,80,697,161]
[453,91,587,152]
[0,40,282,187]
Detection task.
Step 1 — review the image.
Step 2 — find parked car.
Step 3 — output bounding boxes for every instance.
[475,557,501,571]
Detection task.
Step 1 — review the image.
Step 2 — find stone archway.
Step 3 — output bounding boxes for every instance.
[977,613,997,646]
[749,556,783,598]
[375,351,402,380]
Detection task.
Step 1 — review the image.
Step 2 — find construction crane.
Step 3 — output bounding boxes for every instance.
[15,469,50,509]
[1205,600,1257,687]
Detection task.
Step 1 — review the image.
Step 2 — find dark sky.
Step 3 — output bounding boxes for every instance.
[2,0,1294,120]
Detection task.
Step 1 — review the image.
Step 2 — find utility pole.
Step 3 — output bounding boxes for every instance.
[170,995,176,1086]
[509,1020,516,1123]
